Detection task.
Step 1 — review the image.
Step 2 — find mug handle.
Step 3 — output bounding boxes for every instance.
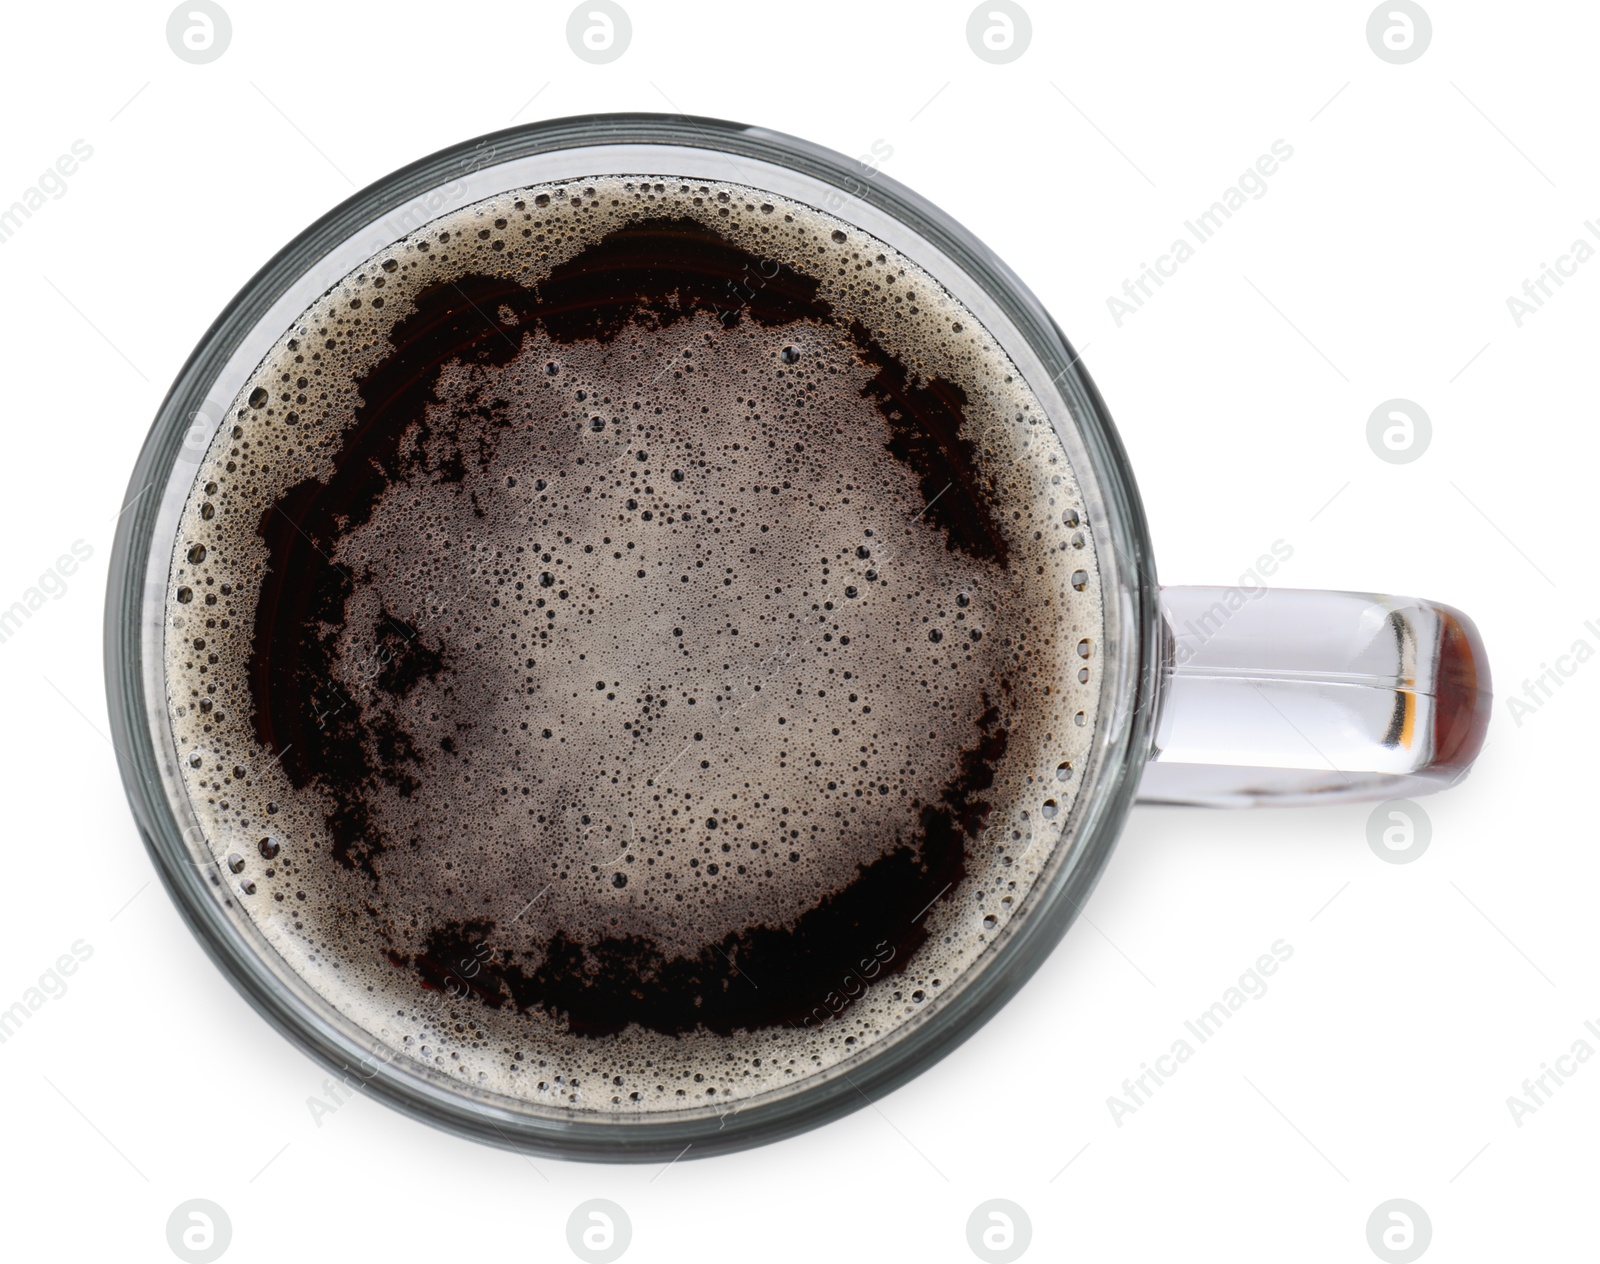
[1137,587,1492,807]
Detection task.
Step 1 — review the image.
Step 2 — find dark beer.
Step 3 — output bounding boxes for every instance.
[164,178,1102,1112]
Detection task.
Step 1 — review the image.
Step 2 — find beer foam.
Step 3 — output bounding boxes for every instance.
[163,177,1104,1117]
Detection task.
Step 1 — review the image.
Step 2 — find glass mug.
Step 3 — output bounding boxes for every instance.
[105,114,1491,1160]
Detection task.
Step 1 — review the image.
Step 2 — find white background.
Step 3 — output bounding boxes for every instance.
[1,2,1594,1260]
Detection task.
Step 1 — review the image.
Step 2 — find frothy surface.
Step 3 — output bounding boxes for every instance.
[164,178,1103,1115]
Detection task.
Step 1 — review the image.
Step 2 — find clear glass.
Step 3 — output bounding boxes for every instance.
[104,114,1486,1162]
[1141,588,1490,806]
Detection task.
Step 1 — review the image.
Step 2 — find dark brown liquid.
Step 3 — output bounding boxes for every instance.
[165,178,1098,1110]
[248,217,1011,1036]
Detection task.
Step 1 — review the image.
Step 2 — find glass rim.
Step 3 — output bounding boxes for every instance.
[103,111,1164,1161]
